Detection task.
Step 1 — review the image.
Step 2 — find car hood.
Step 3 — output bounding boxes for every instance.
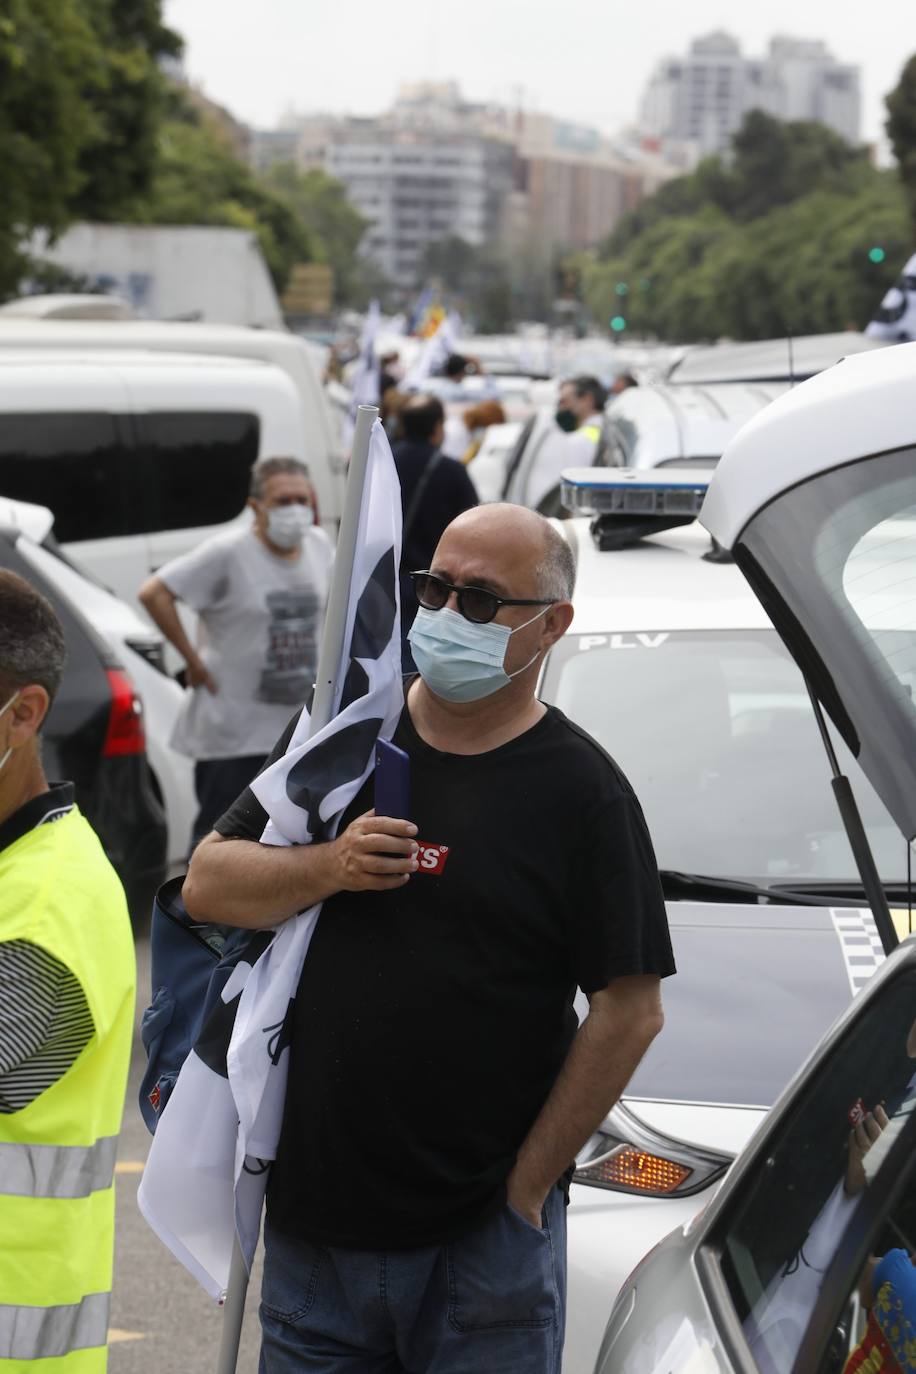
[701,342,916,843]
[622,900,881,1118]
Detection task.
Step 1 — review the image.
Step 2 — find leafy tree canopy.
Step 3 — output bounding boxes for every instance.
[585,107,911,342]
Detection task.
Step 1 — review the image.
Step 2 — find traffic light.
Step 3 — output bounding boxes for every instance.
[615,281,629,296]
[868,246,886,264]
[610,315,627,333]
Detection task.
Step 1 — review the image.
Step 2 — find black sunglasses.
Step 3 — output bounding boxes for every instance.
[409,571,555,625]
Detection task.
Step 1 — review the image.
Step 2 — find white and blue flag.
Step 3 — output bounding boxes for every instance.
[139,419,404,1298]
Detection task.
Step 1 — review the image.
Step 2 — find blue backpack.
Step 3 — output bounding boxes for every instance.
[139,877,272,1133]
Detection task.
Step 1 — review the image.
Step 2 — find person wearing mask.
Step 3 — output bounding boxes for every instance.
[139,456,333,850]
[391,394,478,662]
[184,502,674,1374]
[0,570,135,1371]
[555,375,607,454]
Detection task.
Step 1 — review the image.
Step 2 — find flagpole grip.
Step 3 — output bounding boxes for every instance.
[215,1237,248,1374]
[311,404,379,737]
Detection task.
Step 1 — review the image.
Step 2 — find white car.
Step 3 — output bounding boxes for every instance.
[592,344,916,1372]
[535,470,908,1374]
[0,495,195,864]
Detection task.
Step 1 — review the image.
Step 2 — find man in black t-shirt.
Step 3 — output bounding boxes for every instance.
[184,503,674,1374]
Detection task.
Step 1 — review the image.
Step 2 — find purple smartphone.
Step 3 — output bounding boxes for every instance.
[374,738,411,819]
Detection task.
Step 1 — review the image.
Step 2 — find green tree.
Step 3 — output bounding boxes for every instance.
[71,0,180,219]
[126,96,318,292]
[886,54,916,234]
[0,0,98,297]
[261,164,370,306]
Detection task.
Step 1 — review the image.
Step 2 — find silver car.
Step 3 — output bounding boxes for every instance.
[594,340,916,1373]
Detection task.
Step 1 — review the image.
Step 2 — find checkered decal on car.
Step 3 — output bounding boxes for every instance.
[830,908,886,995]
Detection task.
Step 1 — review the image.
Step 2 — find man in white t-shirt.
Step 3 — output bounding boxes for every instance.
[139,456,333,851]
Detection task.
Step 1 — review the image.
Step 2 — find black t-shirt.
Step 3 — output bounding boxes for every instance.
[215,701,674,1249]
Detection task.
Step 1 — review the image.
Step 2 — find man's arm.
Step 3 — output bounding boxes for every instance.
[182,811,420,928]
[506,974,664,1226]
[138,575,216,692]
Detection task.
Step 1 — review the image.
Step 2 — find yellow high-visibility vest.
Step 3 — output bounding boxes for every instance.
[0,807,135,1371]
[579,422,602,444]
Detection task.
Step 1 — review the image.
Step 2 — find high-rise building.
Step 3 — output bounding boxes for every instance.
[248,85,677,294]
[640,31,860,163]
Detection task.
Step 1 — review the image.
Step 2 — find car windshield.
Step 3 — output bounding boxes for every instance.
[541,628,908,885]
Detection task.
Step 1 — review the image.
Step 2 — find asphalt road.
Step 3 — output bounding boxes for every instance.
[109,935,264,1374]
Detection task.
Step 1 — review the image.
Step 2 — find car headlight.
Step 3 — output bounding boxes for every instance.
[574,1101,732,1198]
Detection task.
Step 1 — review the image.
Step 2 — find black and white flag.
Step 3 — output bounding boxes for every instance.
[139,419,403,1297]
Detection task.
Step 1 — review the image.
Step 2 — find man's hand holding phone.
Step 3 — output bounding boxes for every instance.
[331,811,418,892]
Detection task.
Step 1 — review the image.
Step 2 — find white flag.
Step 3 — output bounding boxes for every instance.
[403,311,463,391]
[138,419,404,1299]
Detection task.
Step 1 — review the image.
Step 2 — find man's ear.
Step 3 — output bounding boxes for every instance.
[7,683,50,743]
[541,601,574,649]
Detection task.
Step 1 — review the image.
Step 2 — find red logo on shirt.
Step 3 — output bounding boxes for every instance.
[416,842,449,875]
[149,1082,162,1113]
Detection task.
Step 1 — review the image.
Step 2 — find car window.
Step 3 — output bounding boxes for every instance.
[711,966,916,1374]
[541,630,906,885]
[737,447,916,844]
[135,412,260,534]
[0,412,131,542]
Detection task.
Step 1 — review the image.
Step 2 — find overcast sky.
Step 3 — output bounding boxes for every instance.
[163,0,906,148]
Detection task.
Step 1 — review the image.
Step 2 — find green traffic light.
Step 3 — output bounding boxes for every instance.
[868,246,886,264]
[610,316,627,332]
[615,281,629,296]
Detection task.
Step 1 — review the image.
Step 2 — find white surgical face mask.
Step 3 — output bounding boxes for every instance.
[266,504,314,550]
[0,690,20,773]
[408,605,549,703]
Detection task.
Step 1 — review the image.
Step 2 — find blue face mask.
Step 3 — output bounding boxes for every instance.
[408,606,550,704]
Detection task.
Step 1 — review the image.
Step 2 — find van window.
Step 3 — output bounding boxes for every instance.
[136,412,260,534]
[0,413,129,542]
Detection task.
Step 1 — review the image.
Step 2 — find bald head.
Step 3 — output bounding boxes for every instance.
[436,504,575,602]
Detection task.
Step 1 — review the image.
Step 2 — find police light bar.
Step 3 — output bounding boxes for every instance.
[560,468,710,518]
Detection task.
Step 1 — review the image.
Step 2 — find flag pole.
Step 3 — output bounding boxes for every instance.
[311,403,379,735]
[214,403,380,1374]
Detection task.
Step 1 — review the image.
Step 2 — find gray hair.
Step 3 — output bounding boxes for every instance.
[535,523,576,601]
[0,570,67,705]
[249,456,311,500]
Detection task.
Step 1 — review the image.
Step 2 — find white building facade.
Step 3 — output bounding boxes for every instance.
[641,31,860,163]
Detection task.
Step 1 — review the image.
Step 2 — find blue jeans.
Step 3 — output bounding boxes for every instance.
[259,1185,567,1373]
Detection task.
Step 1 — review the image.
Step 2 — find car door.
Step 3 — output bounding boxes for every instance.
[689,940,916,1374]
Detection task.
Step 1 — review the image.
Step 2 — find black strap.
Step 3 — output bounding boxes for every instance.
[403,449,444,545]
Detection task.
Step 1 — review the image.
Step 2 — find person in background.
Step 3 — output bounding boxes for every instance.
[555,375,606,440]
[611,372,638,396]
[390,394,478,663]
[0,570,135,1372]
[460,399,508,464]
[139,457,333,852]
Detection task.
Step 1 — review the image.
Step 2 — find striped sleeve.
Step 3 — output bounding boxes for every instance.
[0,940,94,1114]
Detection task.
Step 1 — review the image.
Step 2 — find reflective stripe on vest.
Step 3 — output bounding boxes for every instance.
[0,1136,117,1199]
[0,1292,109,1360]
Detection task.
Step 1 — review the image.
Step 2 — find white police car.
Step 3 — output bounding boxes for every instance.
[540,470,908,1374]
[588,345,916,1373]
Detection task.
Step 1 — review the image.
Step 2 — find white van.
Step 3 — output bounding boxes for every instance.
[0,349,307,609]
[0,319,345,527]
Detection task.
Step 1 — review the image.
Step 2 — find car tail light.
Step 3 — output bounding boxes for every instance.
[103,669,146,756]
[574,1101,732,1199]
